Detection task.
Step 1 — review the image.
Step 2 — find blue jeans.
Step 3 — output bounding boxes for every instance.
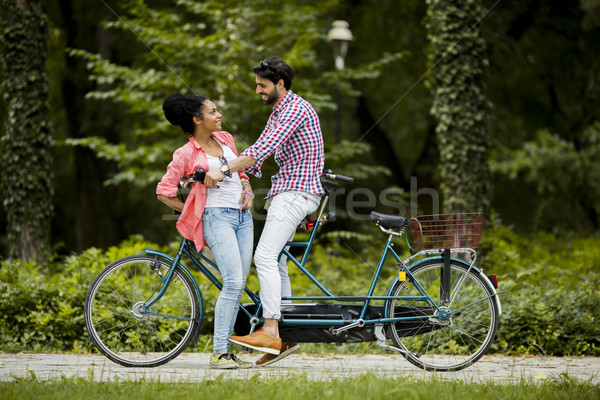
[202,208,253,354]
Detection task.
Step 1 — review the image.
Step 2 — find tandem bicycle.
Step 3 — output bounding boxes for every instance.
[84,169,502,372]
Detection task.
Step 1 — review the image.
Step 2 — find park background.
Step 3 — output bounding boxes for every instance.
[0,0,598,357]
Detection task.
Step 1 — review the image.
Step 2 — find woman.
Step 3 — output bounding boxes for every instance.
[156,94,254,369]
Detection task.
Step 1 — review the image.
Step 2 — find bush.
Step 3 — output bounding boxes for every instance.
[0,236,157,352]
[480,218,600,355]
[0,227,598,356]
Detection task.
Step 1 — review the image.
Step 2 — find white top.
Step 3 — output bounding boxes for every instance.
[205,141,242,209]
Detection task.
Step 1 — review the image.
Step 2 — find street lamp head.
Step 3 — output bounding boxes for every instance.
[327,20,354,42]
[327,20,353,70]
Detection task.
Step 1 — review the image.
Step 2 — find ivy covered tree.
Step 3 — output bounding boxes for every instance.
[0,0,53,262]
[425,0,489,213]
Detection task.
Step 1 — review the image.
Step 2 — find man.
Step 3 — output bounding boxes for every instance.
[204,57,325,366]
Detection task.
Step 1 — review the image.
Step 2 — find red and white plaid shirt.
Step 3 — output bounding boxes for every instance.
[242,91,325,198]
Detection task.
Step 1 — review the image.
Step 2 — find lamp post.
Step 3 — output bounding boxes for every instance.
[327,20,353,144]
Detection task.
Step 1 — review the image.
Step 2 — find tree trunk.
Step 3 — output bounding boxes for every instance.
[0,0,54,262]
[55,0,118,251]
[426,0,490,214]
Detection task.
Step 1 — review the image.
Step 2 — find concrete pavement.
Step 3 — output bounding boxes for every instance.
[1,353,599,383]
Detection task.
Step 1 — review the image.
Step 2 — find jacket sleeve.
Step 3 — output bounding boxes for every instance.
[156,147,186,197]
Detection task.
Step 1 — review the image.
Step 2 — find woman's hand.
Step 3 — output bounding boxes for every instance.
[239,193,253,210]
[204,169,225,188]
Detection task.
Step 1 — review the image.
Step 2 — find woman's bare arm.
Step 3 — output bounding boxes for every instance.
[157,194,184,213]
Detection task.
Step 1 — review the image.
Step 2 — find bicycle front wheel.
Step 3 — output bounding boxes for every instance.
[84,255,201,367]
[385,258,499,371]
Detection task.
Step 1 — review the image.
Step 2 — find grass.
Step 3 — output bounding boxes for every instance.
[1,373,598,400]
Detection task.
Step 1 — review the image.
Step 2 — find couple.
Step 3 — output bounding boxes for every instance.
[156,58,325,369]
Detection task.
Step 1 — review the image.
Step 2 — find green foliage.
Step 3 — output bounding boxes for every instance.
[324,139,391,180]
[1,220,598,356]
[480,219,600,355]
[425,0,489,213]
[480,2,600,232]
[64,0,404,189]
[0,0,53,261]
[64,0,339,188]
[321,51,407,96]
[490,126,600,231]
[0,236,157,352]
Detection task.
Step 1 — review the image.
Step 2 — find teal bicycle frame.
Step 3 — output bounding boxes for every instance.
[139,192,502,335]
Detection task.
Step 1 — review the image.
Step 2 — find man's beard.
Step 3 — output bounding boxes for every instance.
[263,87,280,105]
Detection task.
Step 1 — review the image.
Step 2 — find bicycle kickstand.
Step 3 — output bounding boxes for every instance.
[374,324,421,357]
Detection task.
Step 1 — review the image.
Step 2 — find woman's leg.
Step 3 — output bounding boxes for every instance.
[203,208,245,354]
[225,209,254,340]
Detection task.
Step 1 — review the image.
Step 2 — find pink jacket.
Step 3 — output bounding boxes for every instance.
[156,132,249,250]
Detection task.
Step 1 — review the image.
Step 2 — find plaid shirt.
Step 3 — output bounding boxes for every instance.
[242,91,325,198]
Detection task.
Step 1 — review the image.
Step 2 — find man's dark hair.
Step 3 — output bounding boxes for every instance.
[252,57,295,90]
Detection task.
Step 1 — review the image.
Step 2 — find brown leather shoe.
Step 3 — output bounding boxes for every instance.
[255,342,300,367]
[229,329,282,355]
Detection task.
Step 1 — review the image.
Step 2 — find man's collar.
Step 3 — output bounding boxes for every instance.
[274,90,294,111]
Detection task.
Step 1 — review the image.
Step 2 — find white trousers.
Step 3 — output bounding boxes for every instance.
[254,191,320,319]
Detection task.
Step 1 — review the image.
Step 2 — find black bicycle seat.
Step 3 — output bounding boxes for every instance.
[370,212,408,229]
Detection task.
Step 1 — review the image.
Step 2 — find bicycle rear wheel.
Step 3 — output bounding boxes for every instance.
[385,258,498,371]
[84,255,201,367]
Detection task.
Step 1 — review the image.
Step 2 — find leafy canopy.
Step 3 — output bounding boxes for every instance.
[66,0,402,188]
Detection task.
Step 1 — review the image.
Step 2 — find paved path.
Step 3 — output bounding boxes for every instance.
[1,353,599,383]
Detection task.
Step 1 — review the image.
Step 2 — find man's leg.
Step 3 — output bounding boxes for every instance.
[229,191,318,353]
[278,233,294,304]
[255,192,313,333]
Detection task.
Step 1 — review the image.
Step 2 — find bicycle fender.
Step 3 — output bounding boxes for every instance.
[479,273,503,315]
[390,256,502,315]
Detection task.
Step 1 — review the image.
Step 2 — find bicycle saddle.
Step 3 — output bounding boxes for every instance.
[370,212,408,229]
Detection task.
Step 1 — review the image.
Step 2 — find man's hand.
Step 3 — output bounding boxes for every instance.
[204,169,225,188]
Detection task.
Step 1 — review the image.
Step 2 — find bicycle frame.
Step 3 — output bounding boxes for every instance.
[143,240,261,318]
[141,192,502,335]
[84,167,505,371]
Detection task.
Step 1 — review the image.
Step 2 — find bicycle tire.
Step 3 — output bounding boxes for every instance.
[385,258,499,371]
[84,255,201,367]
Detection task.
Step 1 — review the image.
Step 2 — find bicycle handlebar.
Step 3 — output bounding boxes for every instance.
[322,169,355,184]
[179,168,206,188]
[194,168,206,184]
